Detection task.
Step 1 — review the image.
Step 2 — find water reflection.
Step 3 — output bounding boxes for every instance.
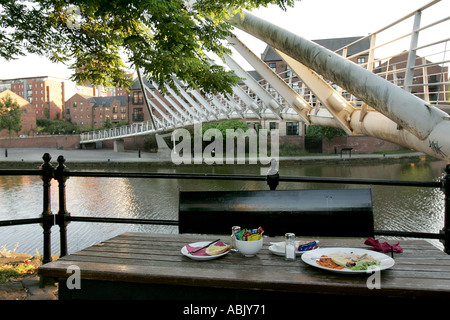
[0,159,447,255]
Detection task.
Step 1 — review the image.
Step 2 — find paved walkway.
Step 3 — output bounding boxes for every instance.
[0,147,428,165]
[22,277,58,300]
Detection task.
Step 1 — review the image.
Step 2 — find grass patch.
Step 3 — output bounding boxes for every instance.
[374,149,417,155]
[0,263,36,283]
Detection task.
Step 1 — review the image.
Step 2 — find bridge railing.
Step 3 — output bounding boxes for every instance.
[251,0,449,112]
[327,0,449,107]
[80,1,448,143]
[1,153,450,264]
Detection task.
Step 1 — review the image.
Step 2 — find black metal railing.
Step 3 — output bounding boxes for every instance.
[1,153,449,264]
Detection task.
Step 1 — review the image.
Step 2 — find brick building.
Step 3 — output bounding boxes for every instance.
[0,90,36,137]
[64,94,129,129]
[241,36,371,142]
[0,76,67,120]
[375,51,448,105]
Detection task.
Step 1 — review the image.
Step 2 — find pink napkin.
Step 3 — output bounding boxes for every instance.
[364,238,403,253]
[186,240,227,256]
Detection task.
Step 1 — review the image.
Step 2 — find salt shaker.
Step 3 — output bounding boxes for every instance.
[231,226,241,249]
[285,233,296,261]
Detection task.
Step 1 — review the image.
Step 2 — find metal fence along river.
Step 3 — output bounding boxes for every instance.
[0,154,449,260]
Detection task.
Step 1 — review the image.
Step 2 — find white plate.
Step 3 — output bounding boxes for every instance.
[181,241,231,260]
[301,247,395,274]
[269,241,319,256]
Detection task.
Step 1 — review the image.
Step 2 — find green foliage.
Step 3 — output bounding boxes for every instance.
[0,263,35,283]
[306,125,347,141]
[36,117,78,134]
[0,0,296,95]
[144,134,158,152]
[0,94,22,136]
[202,120,249,137]
[278,142,308,156]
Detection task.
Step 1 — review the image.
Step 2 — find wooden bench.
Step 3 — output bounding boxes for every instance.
[178,189,374,237]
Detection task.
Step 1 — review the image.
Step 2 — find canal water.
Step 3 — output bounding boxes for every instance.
[0,158,447,255]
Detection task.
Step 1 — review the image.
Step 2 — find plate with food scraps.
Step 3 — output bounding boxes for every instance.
[181,241,232,261]
[269,240,319,256]
[301,247,395,273]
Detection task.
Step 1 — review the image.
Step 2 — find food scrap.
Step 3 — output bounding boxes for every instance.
[234,227,264,241]
[316,255,345,269]
[206,244,232,256]
[316,251,380,270]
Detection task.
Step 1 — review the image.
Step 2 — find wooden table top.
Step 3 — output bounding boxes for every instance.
[38,232,450,299]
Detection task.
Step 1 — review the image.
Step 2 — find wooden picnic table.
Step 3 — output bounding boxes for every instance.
[38,232,450,301]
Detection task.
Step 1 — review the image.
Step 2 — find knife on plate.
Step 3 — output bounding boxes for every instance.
[188,239,221,254]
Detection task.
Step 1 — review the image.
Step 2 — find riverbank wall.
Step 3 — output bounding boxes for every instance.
[0,135,147,151]
[0,146,440,170]
[0,134,405,155]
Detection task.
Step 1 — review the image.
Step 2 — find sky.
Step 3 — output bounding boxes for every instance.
[0,0,448,80]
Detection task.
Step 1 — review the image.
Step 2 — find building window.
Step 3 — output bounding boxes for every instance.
[357,57,365,64]
[132,108,144,121]
[286,122,299,136]
[133,91,144,104]
[285,65,292,78]
[269,122,277,130]
[269,63,277,73]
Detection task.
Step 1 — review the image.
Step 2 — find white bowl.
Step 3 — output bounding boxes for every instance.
[235,238,263,257]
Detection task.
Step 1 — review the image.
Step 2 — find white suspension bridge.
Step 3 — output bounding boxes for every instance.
[80,0,450,161]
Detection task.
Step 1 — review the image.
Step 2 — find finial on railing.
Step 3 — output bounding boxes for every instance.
[42,152,51,164]
[55,155,69,181]
[57,155,66,170]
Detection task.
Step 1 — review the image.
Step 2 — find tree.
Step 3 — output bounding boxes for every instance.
[306,125,347,142]
[0,0,295,95]
[0,94,22,137]
[36,117,78,134]
[202,120,249,137]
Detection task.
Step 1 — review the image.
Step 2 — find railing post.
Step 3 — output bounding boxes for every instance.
[404,10,421,92]
[55,155,70,257]
[441,164,450,254]
[39,153,55,264]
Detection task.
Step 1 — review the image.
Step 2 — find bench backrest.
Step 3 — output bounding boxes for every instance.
[178,189,374,237]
